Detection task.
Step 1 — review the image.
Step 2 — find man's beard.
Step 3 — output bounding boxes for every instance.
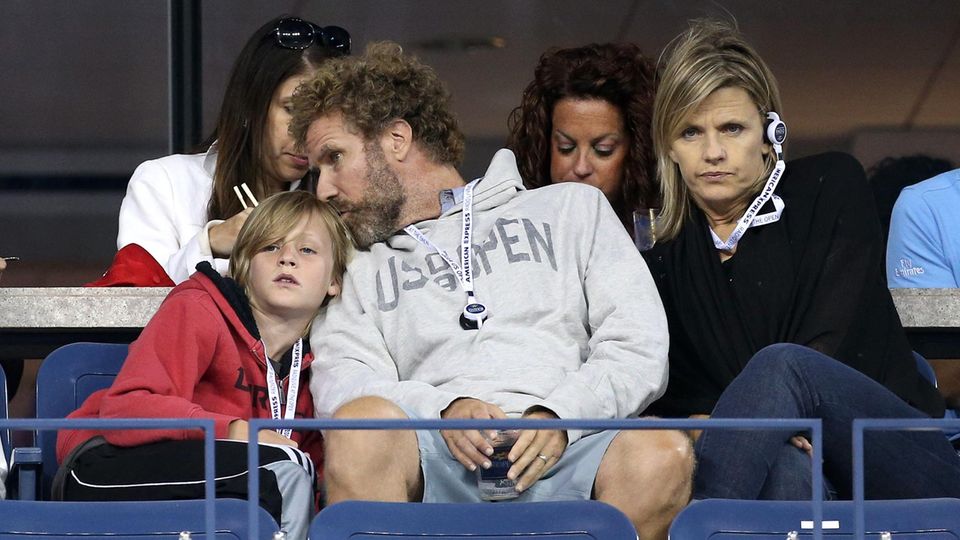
[339,144,406,248]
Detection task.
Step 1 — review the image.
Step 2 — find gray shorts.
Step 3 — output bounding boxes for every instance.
[412,422,619,503]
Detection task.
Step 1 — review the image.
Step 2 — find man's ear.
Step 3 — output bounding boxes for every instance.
[381,119,413,161]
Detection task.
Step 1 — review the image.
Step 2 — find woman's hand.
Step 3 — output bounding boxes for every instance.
[791,434,813,457]
[228,419,299,447]
[688,414,711,441]
[208,208,254,258]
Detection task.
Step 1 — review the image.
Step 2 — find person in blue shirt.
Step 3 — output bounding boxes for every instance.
[886,168,960,288]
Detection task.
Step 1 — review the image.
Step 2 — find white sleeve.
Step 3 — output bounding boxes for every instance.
[117,159,228,283]
[0,441,7,499]
[309,273,463,419]
[535,192,670,443]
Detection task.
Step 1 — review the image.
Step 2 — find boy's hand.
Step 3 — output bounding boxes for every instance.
[228,419,299,447]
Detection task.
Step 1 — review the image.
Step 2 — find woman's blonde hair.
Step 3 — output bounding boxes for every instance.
[653,19,783,240]
[230,191,353,311]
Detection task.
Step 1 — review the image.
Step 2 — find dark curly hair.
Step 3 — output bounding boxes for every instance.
[290,41,464,166]
[507,43,658,227]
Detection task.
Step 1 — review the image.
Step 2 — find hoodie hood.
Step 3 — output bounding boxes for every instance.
[384,148,525,251]
[195,261,260,341]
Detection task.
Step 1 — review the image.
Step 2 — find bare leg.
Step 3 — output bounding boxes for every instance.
[593,429,694,540]
[323,396,423,503]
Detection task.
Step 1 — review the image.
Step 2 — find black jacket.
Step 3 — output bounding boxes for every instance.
[644,152,943,419]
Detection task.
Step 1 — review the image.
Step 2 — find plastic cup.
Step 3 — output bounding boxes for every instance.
[633,208,660,252]
[477,429,520,500]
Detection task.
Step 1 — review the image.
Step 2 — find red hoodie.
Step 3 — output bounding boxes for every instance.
[57,264,324,473]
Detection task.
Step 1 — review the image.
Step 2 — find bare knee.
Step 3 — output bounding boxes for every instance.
[323,396,421,501]
[325,396,413,461]
[595,429,694,540]
[595,429,694,504]
[603,429,694,485]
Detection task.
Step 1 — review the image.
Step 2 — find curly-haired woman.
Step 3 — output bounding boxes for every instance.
[507,43,658,231]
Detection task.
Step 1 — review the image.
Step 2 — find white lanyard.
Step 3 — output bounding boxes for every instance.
[403,179,487,329]
[710,159,786,251]
[264,338,303,439]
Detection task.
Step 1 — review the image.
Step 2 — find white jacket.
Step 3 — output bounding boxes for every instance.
[0,440,6,499]
[117,149,227,284]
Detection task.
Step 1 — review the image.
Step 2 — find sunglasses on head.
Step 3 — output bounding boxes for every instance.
[273,17,351,55]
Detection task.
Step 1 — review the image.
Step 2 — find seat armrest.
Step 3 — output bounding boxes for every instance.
[9,447,42,500]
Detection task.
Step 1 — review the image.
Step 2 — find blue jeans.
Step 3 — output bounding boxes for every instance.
[694,343,960,500]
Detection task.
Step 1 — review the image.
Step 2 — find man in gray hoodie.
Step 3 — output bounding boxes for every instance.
[290,42,692,539]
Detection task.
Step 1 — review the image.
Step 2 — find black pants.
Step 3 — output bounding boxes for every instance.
[57,438,315,530]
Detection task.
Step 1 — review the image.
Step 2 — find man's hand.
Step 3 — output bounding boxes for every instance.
[440,398,506,471]
[228,419,299,447]
[507,407,568,492]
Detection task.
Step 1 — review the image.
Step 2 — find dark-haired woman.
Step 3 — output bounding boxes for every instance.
[507,42,658,230]
[118,16,349,283]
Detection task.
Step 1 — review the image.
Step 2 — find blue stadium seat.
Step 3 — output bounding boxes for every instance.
[0,363,8,464]
[1,365,8,499]
[913,351,960,445]
[309,500,637,539]
[669,498,960,539]
[915,351,939,389]
[0,497,277,538]
[35,342,128,499]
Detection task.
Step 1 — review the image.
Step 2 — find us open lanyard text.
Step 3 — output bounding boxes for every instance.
[264,338,303,439]
[404,179,488,330]
[710,158,786,251]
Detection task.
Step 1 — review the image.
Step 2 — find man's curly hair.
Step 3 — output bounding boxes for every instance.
[507,43,659,226]
[290,41,464,166]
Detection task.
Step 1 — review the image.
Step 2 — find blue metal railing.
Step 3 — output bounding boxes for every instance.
[0,418,216,538]
[247,417,825,540]
[852,417,960,539]
[9,415,956,538]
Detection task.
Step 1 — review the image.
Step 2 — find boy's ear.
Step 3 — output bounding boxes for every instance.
[327,279,342,298]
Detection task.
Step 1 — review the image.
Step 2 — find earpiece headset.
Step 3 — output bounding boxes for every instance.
[764,111,787,160]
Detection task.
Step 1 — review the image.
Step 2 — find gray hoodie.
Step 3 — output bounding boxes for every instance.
[310,149,668,443]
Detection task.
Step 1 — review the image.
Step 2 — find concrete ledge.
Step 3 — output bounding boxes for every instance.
[0,287,170,329]
[1,288,958,330]
[0,287,957,360]
[890,288,960,329]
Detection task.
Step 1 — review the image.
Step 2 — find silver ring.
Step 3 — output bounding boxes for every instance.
[537,453,550,463]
